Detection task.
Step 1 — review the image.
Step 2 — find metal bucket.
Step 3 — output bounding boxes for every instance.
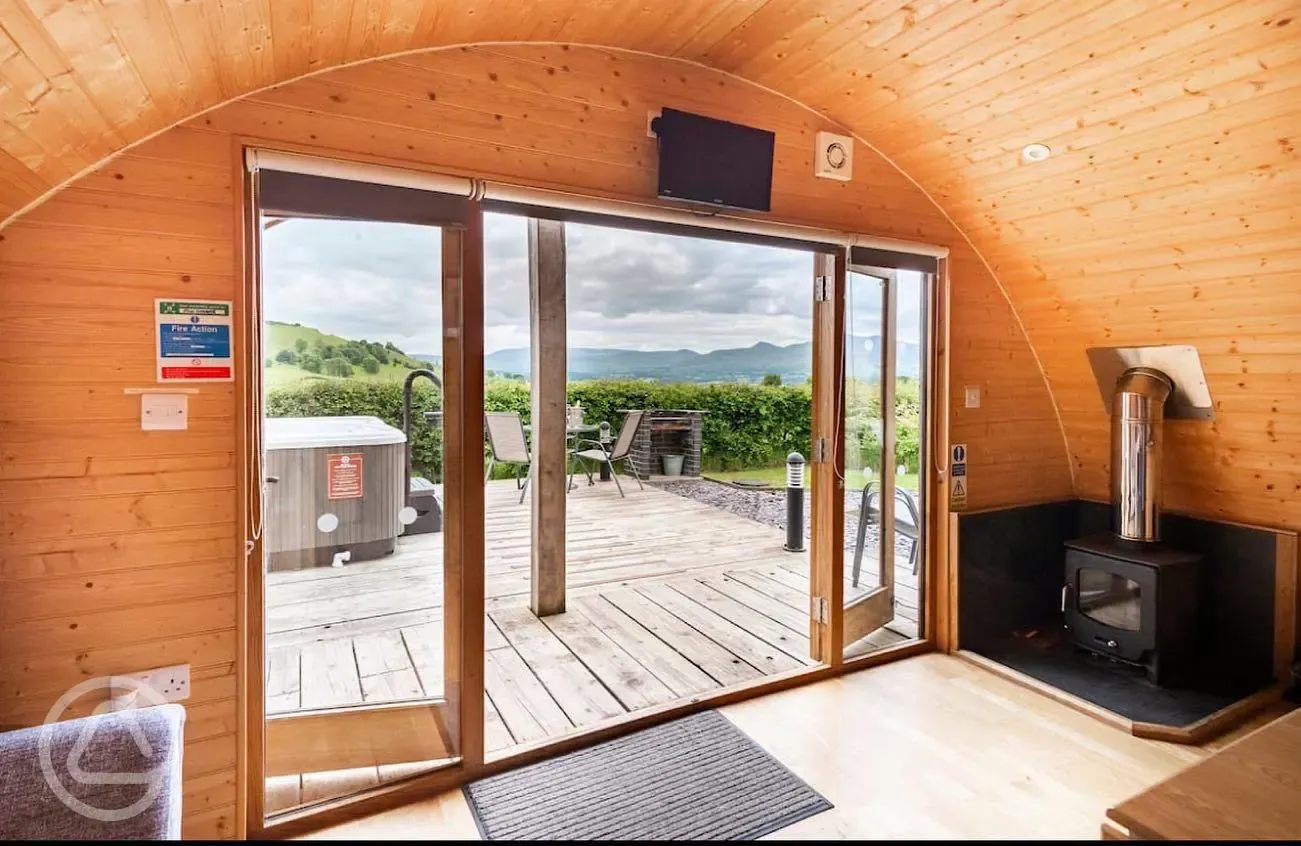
[662,454,685,476]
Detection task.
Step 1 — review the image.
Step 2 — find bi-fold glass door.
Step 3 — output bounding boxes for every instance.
[810,250,934,661]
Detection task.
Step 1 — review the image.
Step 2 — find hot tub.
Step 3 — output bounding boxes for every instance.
[264,416,405,572]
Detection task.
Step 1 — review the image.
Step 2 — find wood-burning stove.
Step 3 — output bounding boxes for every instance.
[1063,535,1200,685]
[1063,365,1202,686]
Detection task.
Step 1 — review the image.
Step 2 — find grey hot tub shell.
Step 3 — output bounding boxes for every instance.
[265,415,405,571]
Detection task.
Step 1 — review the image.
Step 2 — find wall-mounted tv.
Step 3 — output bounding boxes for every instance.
[653,108,775,213]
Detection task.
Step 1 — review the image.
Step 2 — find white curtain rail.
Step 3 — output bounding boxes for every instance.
[245,147,949,259]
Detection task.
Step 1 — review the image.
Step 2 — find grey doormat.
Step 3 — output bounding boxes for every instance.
[463,709,831,840]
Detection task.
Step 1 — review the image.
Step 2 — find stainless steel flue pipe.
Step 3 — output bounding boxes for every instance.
[1111,367,1174,542]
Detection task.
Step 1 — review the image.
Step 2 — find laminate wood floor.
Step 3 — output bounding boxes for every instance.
[300,653,1255,841]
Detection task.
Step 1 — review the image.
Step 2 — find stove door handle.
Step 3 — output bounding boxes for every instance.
[1061,583,1072,613]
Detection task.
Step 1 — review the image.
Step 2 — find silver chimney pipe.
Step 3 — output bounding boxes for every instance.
[1111,367,1174,542]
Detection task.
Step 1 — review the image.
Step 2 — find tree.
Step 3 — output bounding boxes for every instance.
[299,353,322,374]
[264,356,274,368]
[761,373,783,386]
[323,357,353,378]
[341,343,365,365]
[361,354,381,375]
[294,338,308,353]
[274,349,297,365]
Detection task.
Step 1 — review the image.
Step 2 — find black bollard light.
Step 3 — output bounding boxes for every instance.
[785,451,806,552]
[598,421,613,481]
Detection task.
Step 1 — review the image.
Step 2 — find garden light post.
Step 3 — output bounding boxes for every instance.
[785,451,805,552]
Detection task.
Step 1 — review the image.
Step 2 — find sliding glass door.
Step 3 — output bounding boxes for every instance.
[251,166,476,818]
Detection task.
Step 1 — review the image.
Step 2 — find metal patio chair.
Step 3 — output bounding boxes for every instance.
[567,410,645,498]
[485,411,532,504]
[851,479,921,586]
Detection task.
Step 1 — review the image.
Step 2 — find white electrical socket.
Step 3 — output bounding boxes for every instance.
[964,385,982,409]
[109,663,191,708]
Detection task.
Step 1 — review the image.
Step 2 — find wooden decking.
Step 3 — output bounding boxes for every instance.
[264,478,918,812]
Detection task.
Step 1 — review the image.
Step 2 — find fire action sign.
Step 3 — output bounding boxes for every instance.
[156,299,234,382]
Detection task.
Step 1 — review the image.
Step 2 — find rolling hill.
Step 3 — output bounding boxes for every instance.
[429,337,920,383]
[264,322,919,389]
[263,322,436,389]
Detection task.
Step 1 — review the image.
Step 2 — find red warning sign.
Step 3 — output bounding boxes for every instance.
[327,453,364,500]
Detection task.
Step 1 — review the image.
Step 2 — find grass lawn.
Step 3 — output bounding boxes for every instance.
[704,465,920,493]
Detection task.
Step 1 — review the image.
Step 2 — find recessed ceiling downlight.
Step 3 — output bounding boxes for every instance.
[1021,143,1052,163]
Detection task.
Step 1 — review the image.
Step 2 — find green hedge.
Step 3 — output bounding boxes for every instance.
[264,377,920,481]
[265,380,444,480]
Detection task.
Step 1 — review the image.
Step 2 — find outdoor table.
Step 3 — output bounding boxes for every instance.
[524,422,605,484]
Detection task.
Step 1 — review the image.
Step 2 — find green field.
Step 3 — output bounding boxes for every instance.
[704,465,920,493]
[263,322,435,390]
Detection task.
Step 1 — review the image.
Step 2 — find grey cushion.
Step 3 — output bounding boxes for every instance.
[0,704,185,840]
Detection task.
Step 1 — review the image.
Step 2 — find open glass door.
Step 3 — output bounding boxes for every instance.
[249,163,473,818]
[840,262,931,658]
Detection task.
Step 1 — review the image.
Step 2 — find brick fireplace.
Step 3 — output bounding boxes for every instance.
[628,409,706,478]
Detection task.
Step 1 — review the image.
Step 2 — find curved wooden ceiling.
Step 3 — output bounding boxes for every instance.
[2,0,1298,521]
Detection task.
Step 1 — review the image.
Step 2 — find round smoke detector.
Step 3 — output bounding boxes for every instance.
[1021,143,1052,163]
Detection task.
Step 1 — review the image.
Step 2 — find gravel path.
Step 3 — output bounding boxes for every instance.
[652,478,917,559]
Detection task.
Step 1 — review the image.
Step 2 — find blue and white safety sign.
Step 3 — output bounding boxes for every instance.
[156,299,234,382]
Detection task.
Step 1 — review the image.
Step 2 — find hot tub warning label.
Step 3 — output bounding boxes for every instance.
[327,453,364,500]
[156,298,234,382]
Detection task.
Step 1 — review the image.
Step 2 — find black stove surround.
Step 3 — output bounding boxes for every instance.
[958,500,1282,727]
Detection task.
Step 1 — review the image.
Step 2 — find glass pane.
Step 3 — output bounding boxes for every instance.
[844,271,886,611]
[483,218,816,761]
[1078,568,1142,631]
[260,215,449,815]
[892,270,926,641]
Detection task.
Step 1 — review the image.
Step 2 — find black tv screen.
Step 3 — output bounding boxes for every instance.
[654,108,775,212]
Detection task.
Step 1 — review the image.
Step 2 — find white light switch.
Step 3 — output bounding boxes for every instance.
[964,385,981,409]
[141,393,188,430]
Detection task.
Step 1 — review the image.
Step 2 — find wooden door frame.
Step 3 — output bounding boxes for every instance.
[838,264,901,648]
[237,146,486,836]
[813,257,949,659]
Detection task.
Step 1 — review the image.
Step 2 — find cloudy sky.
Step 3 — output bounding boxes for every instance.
[262,212,922,355]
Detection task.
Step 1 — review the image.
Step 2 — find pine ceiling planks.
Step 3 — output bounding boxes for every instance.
[0,0,1297,526]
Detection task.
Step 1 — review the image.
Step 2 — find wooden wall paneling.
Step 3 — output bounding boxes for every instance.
[1276,534,1298,681]
[0,43,1076,836]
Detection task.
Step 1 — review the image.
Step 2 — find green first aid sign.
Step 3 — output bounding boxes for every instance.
[158,301,231,317]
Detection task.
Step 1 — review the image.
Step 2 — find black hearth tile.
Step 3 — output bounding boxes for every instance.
[972,635,1261,727]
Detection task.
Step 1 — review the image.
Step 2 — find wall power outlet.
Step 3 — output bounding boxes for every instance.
[109,663,191,709]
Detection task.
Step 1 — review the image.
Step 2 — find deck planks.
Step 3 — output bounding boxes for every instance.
[264,480,917,815]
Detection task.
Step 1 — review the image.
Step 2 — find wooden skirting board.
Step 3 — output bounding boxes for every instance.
[955,650,1287,745]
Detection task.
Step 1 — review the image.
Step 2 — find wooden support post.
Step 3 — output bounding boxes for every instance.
[528,218,567,617]
[441,208,485,769]
[809,251,845,664]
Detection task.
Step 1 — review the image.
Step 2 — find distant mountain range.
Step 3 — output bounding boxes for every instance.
[414,338,919,383]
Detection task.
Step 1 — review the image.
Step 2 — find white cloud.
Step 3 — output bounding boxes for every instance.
[262,213,926,355]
